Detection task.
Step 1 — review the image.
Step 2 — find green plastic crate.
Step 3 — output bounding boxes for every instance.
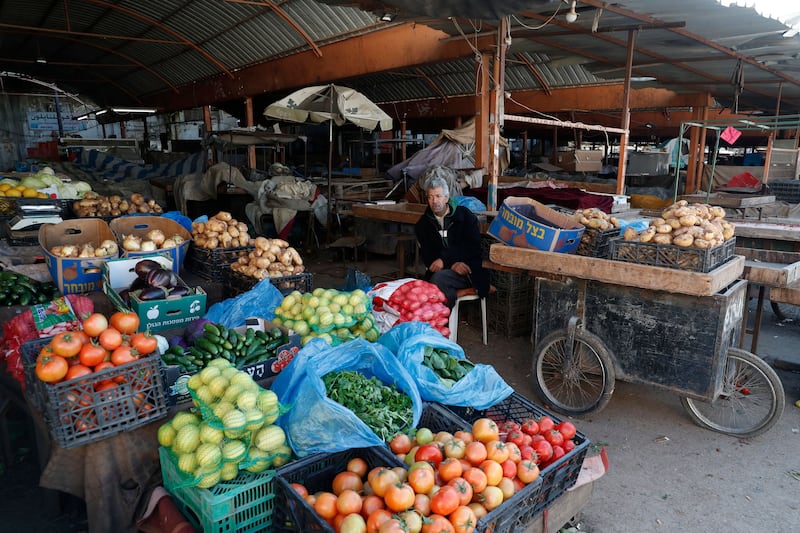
[160,446,276,533]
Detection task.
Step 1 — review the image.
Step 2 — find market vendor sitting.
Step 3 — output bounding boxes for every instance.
[415,176,489,307]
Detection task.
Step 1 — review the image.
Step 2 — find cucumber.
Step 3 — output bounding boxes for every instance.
[195,338,219,355]
[203,323,221,337]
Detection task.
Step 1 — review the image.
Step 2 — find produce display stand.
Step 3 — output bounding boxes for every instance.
[490,243,785,438]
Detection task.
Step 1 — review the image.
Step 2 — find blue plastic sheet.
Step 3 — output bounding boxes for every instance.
[455,195,488,213]
[203,277,282,328]
[161,210,193,233]
[271,338,423,457]
[378,322,513,409]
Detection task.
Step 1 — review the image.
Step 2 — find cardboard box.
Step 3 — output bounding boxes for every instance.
[488,197,584,253]
[553,149,603,173]
[161,318,301,407]
[110,216,192,273]
[102,255,207,333]
[39,218,118,294]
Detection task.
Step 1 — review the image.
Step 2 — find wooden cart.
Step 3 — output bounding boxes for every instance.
[490,244,785,438]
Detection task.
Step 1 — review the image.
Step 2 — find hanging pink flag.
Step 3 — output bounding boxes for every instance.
[721,125,741,144]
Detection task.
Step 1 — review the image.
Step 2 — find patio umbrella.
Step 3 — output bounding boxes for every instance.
[264,84,393,239]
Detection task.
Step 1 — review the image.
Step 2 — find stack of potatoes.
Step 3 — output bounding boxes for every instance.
[624,200,735,248]
[573,208,620,231]
[191,211,251,249]
[231,237,305,280]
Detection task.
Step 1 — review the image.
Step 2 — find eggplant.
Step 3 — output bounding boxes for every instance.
[168,285,190,297]
[129,276,148,292]
[146,267,177,289]
[134,259,162,279]
[119,288,131,307]
[139,286,168,301]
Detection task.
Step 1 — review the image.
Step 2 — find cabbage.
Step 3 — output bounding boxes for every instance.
[73,181,92,193]
[57,182,81,199]
[0,178,19,187]
[20,176,46,189]
[36,173,62,187]
[41,166,55,175]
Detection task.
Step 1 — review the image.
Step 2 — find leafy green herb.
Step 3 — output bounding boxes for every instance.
[323,370,413,441]
[422,346,475,387]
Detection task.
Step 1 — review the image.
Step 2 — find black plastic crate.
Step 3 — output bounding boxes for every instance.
[417,401,470,434]
[22,337,168,448]
[576,226,620,258]
[274,447,404,532]
[185,243,254,282]
[486,269,535,337]
[442,392,591,524]
[768,180,800,203]
[226,269,313,298]
[610,236,736,273]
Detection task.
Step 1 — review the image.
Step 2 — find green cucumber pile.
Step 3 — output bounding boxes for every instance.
[0,270,59,306]
[422,346,475,388]
[162,323,289,373]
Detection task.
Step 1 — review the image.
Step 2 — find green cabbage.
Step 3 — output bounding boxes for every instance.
[40,166,55,175]
[73,181,92,193]
[0,178,19,187]
[36,173,62,187]
[57,182,81,199]
[20,176,46,189]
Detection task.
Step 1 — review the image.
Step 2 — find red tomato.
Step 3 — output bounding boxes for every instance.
[79,341,108,367]
[109,311,140,335]
[332,471,363,495]
[506,429,525,447]
[563,439,576,453]
[544,429,565,447]
[383,483,415,513]
[437,457,463,483]
[516,459,540,484]
[532,439,553,464]
[520,418,539,436]
[429,485,460,516]
[130,332,158,355]
[450,505,477,533]
[99,327,123,351]
[556,421,577,440]
[35,353,69,383]
[111,345,138,366]
[50,332,83,358]
[390,433,413,455]
[447,477,473,506]
[81,312,109,337]
[519,444,534,461]
[537,415,555,433]
[549,445,566,465]
[471,418,499,443]
[65,364,93,380]
[415,443,443,468]
[407,466,435,495]
[500,458,517,479]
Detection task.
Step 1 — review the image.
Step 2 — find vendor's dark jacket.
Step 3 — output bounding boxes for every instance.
[415,199,490,297]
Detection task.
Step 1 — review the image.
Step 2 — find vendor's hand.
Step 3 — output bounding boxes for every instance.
[429,259,444,273]
[451,262,472,276]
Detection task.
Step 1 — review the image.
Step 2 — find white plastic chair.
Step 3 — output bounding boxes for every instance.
[448,288,487,345]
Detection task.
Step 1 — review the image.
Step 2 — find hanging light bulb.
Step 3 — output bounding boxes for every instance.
[565,0,579,23]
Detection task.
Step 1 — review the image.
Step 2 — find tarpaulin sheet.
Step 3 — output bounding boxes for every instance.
[76,149,206,182]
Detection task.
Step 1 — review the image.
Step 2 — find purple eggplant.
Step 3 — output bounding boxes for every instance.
[146,267,177,289]
[139,286,168,301]
[134,259,162,279]
[119,288,131,306]
[129,276,148,292]
[169,285,190,297]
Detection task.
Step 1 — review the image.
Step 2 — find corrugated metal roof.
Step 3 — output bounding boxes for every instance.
[1,0,798,118]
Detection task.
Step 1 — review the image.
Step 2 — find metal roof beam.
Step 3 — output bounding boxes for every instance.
[144,23,494,110]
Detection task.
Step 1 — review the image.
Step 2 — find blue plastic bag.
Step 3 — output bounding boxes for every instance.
[378,322,513,409]
[203,277,283,328]
[455,195,488,213]
[161,210,193,233]
[271,338,423,457]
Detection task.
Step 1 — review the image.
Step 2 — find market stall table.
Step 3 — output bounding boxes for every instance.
[489,243,785,438]
[680,192,777,220]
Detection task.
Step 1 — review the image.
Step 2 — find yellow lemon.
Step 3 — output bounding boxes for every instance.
[23,188,39,198]
[14,184,26,191]
[0,183,11,192]
[5,189,22,197]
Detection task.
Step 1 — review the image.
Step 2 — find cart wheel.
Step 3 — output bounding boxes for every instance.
[680,348,785,438]
[532,328,616,416]
[770,301,800,323]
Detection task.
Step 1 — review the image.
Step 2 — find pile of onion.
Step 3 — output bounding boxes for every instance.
[121,231,186,252]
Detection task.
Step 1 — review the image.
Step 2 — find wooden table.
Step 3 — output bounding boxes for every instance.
[351,202,427,224]
[680,193,776,219]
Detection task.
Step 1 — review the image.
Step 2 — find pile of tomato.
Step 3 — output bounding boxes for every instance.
[287,415,578,533]
[34,310,156,385]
